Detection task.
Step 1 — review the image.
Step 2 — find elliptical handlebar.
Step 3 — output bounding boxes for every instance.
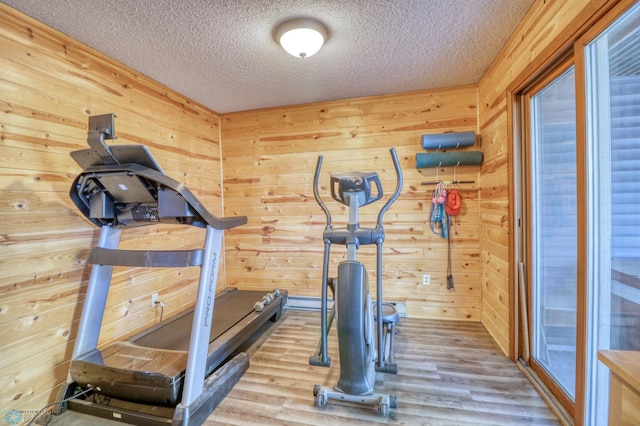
[313,149,403,230]
[376,148,403,228]
[313,155,332,228]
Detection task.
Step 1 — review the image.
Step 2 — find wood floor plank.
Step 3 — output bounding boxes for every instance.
[208,310,560,425]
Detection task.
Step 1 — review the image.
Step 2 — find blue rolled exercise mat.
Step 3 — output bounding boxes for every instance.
[415,151,483,168]
[421,131,476,150]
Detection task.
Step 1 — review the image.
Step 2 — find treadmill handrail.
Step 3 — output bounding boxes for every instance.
[71,163,247,230]
[88,247,204,268]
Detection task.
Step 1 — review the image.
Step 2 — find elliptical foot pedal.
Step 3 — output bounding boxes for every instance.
[375,302,400,372]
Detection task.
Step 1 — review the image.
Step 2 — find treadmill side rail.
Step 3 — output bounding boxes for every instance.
[173,352,249,426]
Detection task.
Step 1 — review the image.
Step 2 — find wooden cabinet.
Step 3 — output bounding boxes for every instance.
[598,350,640,425]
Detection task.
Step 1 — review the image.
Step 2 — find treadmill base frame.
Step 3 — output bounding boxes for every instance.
[60,352,248,426]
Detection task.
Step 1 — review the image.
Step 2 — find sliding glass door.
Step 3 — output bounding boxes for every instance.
[518,1,640,423]
[525,62,578,412]
[584,3,640,423]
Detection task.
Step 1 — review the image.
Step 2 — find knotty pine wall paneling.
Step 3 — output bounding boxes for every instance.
[0,4,226,412]
[221,87,482,321]
[477,0,623,357]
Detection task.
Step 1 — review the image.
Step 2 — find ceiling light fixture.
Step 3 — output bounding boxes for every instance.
[274,18,328,59]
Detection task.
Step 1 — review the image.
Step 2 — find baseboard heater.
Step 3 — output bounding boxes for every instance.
[285,296,406,318]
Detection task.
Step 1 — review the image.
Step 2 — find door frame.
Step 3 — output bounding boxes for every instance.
[506,1,639,424]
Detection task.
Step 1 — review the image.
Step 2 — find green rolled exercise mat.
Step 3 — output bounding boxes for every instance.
[415,151,483,168]
[421,131,476,150]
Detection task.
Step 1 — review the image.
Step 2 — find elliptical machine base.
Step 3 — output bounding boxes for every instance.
[313,384,398,417]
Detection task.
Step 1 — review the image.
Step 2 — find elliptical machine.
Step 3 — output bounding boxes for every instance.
[310,148,403,416]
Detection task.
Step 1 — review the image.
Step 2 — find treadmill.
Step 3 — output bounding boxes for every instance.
[57,114,287,425]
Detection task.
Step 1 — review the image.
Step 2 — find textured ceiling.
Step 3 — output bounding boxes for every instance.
[3,0,535,113]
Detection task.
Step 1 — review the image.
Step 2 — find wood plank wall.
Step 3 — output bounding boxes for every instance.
[0,4,225,413]
[477,0,622,356]
[220,87,481,319]
[1,0,622,415]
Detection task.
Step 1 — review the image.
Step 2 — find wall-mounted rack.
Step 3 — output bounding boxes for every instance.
[415,131,483,169]
[421,180,475,186]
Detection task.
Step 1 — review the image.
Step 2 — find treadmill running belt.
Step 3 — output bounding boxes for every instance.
[133,289,264,351]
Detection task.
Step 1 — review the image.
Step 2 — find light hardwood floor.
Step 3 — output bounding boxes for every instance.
[206,309,561,425]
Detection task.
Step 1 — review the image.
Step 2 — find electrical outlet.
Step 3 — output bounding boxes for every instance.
[422,274,431,286]
[151,292,159,307]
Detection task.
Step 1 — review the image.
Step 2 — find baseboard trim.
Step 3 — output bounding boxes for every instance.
[284,295,333,311]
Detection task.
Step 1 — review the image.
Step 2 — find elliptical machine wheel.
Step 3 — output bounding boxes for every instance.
[313,385,328,408]
[379,403,389,417]
[316,393,327,408]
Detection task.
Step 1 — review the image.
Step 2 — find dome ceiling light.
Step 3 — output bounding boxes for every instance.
[274,18,329,59]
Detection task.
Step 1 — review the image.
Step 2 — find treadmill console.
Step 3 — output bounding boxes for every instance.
[70,114,246,230]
